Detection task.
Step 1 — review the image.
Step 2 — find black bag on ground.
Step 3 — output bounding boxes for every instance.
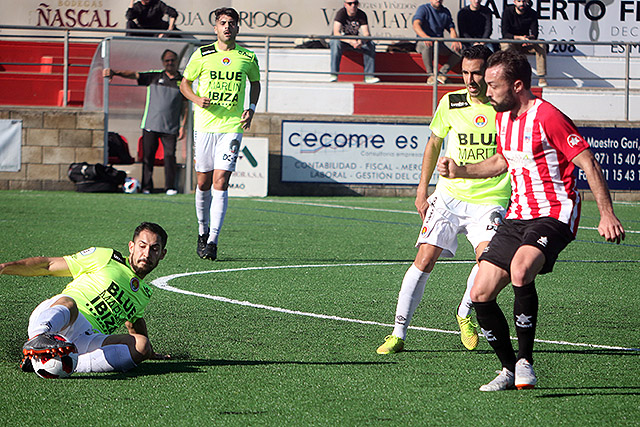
[68,162,126,193]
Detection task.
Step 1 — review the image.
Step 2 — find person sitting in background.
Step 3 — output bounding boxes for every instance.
[413,0,462,85]
[126,0,179,38]
[458,0,494,50]
[330,0,380,84]
[500,0,547,87]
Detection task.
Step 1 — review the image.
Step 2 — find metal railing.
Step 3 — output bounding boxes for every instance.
[1,25,638,111]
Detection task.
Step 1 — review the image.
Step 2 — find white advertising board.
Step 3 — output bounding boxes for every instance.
[0,0,423,38]
[281,121,434,185]
[2,1,638,56]
[228,136,269,197]
[475,0,640,57]
[0,120,22,172]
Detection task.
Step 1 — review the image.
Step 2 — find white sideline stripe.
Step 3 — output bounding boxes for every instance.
[151,262,639,352]
[256,199,640,234]
[257,199,415,215]
[579,226,639,234]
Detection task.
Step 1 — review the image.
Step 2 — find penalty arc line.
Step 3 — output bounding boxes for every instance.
[151,262,640,352]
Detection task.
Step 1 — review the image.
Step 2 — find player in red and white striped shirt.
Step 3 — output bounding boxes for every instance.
[438,49,625,391]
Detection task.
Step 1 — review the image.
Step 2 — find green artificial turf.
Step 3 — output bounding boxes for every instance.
[0,191,638,426]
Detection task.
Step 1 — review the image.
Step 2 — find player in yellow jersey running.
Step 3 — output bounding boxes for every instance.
[0,222,169,375]
[180,7,261,261]
[377,45,511,354]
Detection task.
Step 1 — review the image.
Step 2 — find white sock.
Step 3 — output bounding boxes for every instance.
[208,189,228,244]
[75,344,137,373]
[195,187,212,236]
[392,264,430,340]
[28,305,71,338]
[457,264,478,318]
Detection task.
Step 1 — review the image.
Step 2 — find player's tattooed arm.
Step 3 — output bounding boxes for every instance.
[0,256,71,277]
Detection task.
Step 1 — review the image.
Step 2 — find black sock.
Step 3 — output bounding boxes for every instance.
[513,282,538,364]
[474,299,516,372]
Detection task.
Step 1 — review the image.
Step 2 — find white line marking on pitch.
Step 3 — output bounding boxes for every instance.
[151,262,639,352]
[256,199,640,234]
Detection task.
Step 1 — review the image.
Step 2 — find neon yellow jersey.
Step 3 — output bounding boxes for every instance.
[61,247,153,334]
[183,42,260,133]
[430,89,511,207]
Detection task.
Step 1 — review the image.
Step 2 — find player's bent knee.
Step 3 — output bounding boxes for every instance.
[51,296,79,324]
[470,286,490,303]
[509,266,536,287]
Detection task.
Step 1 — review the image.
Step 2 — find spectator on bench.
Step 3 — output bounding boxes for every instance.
[126,0,179,38]
[500,0,548,87]
[458,0,494,51]
[413,0,462,85]
[330,0,380,84]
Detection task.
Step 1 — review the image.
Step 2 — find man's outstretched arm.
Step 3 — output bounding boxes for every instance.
[0,256,71,277]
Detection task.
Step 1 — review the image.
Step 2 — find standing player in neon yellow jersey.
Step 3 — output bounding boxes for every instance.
[180,7,261,261]
[377,45,511,355]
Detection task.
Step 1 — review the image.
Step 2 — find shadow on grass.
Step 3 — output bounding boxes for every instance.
[74,358,397,379]
[537,387,640,398]
[402,349,495,354]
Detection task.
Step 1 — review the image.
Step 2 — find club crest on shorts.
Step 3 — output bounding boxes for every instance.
[222,57,231,66]
[229,139,241,154]
[487,210,504,231]
[130,277,140,292]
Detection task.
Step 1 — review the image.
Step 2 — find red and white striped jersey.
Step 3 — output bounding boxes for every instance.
[496,98,590,235]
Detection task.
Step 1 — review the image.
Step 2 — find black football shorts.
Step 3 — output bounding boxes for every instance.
[479,217,575,275]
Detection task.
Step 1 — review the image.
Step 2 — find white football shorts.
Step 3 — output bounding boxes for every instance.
[28,294,107,354]
[194,131,243,173]
[416,190,506,258]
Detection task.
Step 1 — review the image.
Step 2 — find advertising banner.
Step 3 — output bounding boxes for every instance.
[475,0,640,57]
[2,1,638,56]
[577,127,640,191]
[281,120,432,185]
[228,136,269,197]
[0,120,22,172]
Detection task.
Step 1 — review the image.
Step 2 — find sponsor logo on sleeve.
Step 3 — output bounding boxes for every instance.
[80,247,96,256]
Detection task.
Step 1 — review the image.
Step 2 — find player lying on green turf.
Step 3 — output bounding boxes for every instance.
[0,222,169,376]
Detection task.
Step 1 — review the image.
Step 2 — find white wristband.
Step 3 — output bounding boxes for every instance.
[249,103,256,111]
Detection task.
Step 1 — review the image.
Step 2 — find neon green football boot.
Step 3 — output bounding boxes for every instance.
[376,335,405,354]
[456,314,479,350]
